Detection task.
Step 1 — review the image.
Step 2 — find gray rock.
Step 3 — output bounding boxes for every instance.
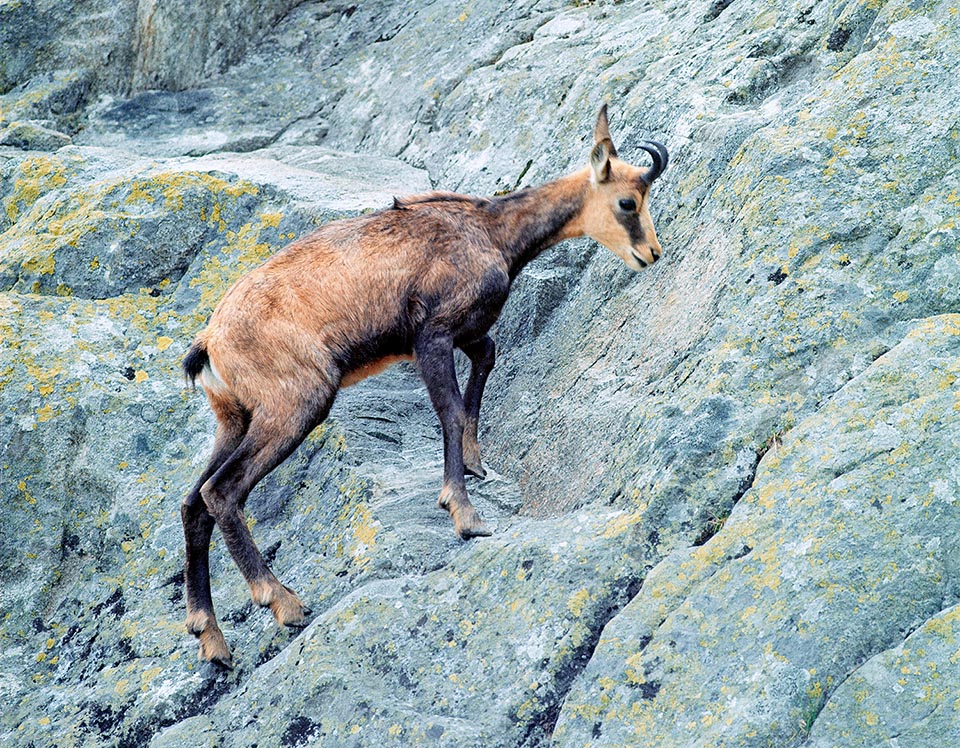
[131,1,305,92]
[0,69,92,136]
[148,508,651,748]
[1,0,299,102]
[0,121,72,151]
[806,604,960,747]
[554,314,960,746]
[0,1,136,97]
[0,145,428,298]
[2,0,960,746]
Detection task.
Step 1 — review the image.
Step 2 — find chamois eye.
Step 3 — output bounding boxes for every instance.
[618,198,637,212]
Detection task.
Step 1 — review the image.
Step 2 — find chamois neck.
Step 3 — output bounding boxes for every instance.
[488,169,589,278]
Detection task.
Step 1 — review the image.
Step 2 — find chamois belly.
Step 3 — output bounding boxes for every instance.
[341,354,414,387]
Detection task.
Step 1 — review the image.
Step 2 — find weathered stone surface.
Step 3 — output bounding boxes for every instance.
[0,1,136,97]
[0,145,428,298]
[0,69,93,136]
[554,314,960,746]
[0,121,72,150]
[1,0,959,746]
[0,0,306,102]
[131,0,305,92]
[149,508,651,748]
[806,604,960,747]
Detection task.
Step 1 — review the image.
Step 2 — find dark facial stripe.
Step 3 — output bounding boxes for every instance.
[615,207,645,247]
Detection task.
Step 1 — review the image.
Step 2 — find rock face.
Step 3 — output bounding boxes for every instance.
[1,1,958,747]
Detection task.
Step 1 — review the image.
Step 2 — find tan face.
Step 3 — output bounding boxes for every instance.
[583,159,662,271]
[584,105,667,272]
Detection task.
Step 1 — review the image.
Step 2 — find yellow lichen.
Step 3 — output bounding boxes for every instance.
[4,155,69,223]
[602,511,644,538]
[21,253,56,276]
[139,666,163,691]
[566,588,591,617]
[261,212,283,228]
[35,404,56,423]
[125,181,156,205]
[625,651,646,685]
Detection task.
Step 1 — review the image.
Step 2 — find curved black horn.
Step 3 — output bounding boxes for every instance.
[639,140,669,184]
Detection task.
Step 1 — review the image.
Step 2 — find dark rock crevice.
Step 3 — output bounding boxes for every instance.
[518,576,647,747]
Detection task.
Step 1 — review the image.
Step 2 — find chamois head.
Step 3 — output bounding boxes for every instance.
[582,104,668,271]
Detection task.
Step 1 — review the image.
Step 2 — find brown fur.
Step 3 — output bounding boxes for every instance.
[180,105,668,666]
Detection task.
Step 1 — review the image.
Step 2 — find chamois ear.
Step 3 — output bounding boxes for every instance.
[590,140,612,183]
[593,104,619,157]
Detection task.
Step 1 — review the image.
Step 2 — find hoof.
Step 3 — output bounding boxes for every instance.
[438,484,492,539]
[452,505,493,539]
[270,585,312,628]
[459,520,493,539]
[464,460,487,480]
[197,626,232,669]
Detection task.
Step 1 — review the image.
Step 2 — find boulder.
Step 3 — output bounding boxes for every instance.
[0,121,72,151]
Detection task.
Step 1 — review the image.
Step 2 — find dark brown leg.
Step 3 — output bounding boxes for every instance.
[182,421,246,668]
[459,335,495,479]
[416,332,491,539]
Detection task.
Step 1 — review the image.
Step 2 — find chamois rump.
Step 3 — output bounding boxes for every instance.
[181,105,668,666]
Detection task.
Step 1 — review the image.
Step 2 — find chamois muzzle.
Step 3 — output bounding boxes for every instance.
[639,140,669,185]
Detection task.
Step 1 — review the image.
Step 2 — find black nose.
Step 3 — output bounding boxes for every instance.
[651,249,661,262]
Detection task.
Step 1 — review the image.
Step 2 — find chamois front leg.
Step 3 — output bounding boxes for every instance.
[416,332,492,539]
[459,335,495,479]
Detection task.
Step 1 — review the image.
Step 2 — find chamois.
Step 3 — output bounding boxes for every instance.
[181,105,668,666]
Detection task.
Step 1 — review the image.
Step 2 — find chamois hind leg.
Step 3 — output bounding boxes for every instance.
[459,335,495,479]
[182,397,248,668]
[416,331,492,539]
[201,396,330,635]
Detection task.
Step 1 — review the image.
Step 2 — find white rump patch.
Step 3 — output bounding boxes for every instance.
[199,359,229,394]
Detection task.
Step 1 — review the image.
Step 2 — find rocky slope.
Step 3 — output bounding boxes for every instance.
[1,0,958,746]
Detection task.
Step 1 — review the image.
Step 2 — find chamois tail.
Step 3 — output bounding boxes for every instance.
[182,339,209,388]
